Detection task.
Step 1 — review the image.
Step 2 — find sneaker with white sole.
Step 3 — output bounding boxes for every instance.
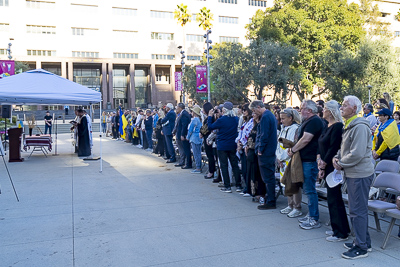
[326,236,349,242]
[287,209,303,218]
[236,187,243,192]
[344,243,372,252]
[280,206,293,214]
[298,214,310,223]
[220,187,232,193]
[243,193,251,197]
[342,246,368,259]
[325,230,334,236]
[191,169,202,174]
[299,217,321,230]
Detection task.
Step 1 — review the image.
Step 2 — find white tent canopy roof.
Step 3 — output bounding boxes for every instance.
[0,69,101,105]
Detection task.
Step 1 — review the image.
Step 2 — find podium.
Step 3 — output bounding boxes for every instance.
[8,127,24,162]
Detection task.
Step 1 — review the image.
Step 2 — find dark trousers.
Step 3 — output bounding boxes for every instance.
[218,149,241,189]
[146,129,153,149]
[327,184,350,238]
[45,124,52,135]
[258,154,276,206]
[176,139,186,165]
[182,139,192,167]
[112,126,117,139]
[165,135,175,161]
[204,142,215,174]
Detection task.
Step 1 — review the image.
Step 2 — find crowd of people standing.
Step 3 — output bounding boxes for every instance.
[101,92,400,260]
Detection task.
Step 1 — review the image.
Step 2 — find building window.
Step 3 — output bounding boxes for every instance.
[113,53,138,59]
[112,7,137,16]
[0,23,9,32]
[71,3,98,13]
[187,55,202,61]
[248,0,267,7]
[0,0,9,6]
[74,68,101,91]
[186,34,203,42]
[219,16,239,24]
[72,27,98,36]
[113,30,138,39]
[218,0,237,4]
[27,49,56,56]
[150,10,173,19]
[0,48,5,55]
[72,51,99,58]
[151,54,175,60]
[192,13,197,21]
[27,25,56,34]
[396,31,400,37]
[219,36,239,43]
[26,1,55,9]
[151,32,174,41]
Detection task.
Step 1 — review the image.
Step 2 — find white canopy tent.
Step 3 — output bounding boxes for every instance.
[0,69,104,171]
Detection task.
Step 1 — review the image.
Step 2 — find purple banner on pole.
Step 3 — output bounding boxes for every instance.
[0,60,15,79]
[175,72,182,91]
[196,65,207,94]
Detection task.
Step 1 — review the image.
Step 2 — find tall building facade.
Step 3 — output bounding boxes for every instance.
[1,0,399,109]
[0,0,271,109]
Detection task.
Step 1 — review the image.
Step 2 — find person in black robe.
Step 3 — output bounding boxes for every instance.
[77,109,91,157]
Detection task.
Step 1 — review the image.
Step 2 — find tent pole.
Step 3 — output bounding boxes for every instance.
[99,100,103,173]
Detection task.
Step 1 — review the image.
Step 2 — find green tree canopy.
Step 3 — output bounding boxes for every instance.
[246,0,366,100]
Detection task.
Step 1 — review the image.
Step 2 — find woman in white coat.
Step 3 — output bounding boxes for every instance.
[276,108,303,218]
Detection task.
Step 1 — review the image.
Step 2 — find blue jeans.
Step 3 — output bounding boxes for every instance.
[302,162,319,221]
[45,124,52,135]
[191,142,202,169]
[258,154,276,206]
[146,129,153,149]
[101,122,106,133]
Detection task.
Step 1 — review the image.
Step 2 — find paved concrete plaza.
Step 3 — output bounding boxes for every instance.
[0,133,399,266]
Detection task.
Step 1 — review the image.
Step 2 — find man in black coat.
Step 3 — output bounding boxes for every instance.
[175,103,192,169]
[77,109,91,157]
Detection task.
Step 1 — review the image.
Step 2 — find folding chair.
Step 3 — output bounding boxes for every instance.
[367,172,400,232]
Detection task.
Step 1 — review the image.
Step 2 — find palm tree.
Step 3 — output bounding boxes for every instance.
[174,4,191,48]
[196,7,213,31]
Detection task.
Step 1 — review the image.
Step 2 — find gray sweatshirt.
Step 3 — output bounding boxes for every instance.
[337,117,375,178]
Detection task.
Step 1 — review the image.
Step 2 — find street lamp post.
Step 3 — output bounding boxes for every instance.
[367,85,372,104]
[6,42,12,60]
[178,46,186,104]
[204,29,212,102]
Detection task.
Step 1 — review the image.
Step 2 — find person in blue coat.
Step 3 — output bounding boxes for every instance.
[161,103,177,163]
[207,102,241,193]
[175,103,192,169]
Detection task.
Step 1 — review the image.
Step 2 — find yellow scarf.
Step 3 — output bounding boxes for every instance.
[344,115,358,129]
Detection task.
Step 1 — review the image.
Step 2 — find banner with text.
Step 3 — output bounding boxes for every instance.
[174,72,182,91]
[196,65,207,94]
[0,60,15,79]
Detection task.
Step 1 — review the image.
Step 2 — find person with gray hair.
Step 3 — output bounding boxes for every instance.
[207,101,241,193]
[161,103,177,163]
[333,95,374,259]
[317,100,350,242]
[250,100,278,210]
[288,99,325,230]
[363,103,377,130]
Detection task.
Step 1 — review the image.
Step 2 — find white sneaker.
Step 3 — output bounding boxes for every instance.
[325,230,334,236]
[287,209,303,218]
[280,206,293,214]
[243,193,251,197]
[298,214,310,223]
[326,236,349,242]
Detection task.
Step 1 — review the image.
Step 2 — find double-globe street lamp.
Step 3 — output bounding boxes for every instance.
[178,45,186,104]
[204,29,212,102]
